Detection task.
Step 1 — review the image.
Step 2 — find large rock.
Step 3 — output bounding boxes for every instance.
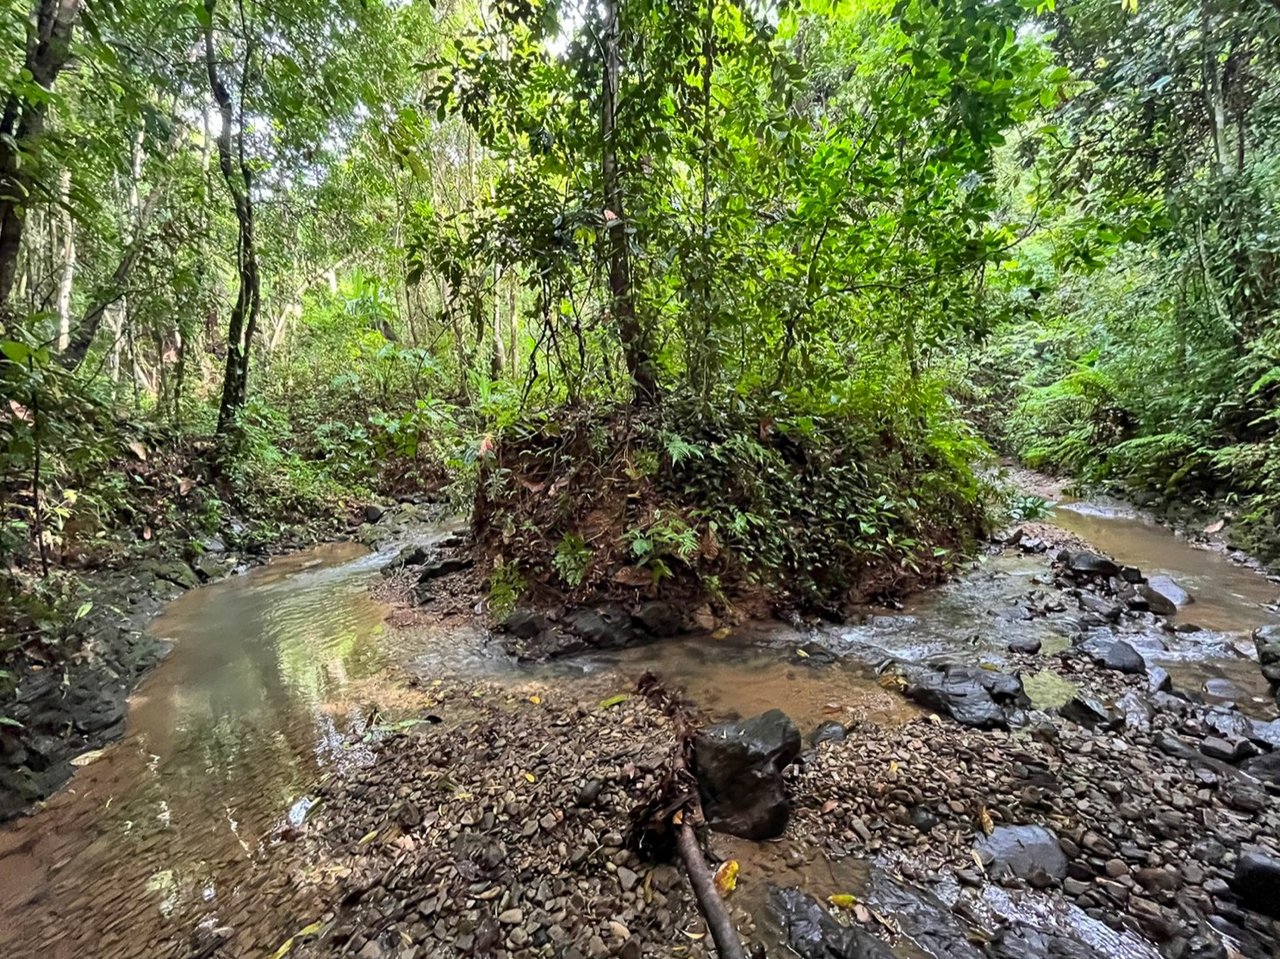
[694,710,800,840]
[1240,752,1280,789]
[1058,550,1121,579]
[632,601,683,637]
[1137,584,1178,616]
[768,887,894,959]
[1145,574,1193,608]
[1079,636,1146,675]
[975,824,1068,886]
[902,665,1023,729]
[1254,625,1280,686]
[1232,850,1280,918]
[565,605,642,649]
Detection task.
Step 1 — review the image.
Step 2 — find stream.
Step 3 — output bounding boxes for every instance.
[1,497,1276,958]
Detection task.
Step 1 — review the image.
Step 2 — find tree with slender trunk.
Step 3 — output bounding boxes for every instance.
[600,0,656,405]
[0,0,81,310]
[203,0,261,437]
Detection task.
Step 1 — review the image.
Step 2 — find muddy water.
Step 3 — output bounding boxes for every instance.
[2,497,1277,957]
[0,543,405,958]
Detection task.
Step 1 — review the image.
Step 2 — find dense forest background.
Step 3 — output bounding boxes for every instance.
[3,0,1279,637]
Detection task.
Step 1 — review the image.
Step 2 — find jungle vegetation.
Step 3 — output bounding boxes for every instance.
[2,0,1279,632]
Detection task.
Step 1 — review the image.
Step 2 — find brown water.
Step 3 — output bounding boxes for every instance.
[1,497,1277,957]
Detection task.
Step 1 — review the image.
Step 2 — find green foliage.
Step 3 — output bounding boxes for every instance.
[551,533,593,587]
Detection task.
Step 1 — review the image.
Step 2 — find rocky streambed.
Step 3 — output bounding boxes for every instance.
[3,497,1279,959]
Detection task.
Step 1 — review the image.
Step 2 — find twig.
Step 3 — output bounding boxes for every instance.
[675,820,747,959]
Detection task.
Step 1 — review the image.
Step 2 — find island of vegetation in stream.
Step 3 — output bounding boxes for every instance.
[3,0,1280,956]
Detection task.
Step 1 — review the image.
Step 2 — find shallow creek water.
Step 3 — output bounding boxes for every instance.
[1,501,1277,957]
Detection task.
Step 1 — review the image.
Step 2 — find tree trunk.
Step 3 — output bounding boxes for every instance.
[0,0,81,308]
[204,0,261,436]
[600,0,656,405]
[55,168,73,349]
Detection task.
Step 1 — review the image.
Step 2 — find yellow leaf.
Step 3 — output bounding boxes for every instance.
[528,695,542,705]
[711,627,730,641]
[827,894,858,910]
[979,806,994,836]
[972,850,986,873]
[71,748,106,767]
[713,860,739,896]
[888,760,900,777]
[599,694,630,710]
[271,938,295,959]
[524,772,536,783]
[795,648,810,659]
[358,829,379,845]
[297,921,325,938]
[927,713,942,726]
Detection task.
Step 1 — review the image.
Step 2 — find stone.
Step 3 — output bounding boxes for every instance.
[417,556,474,582]
[1079,636,1146,675]
[769,887,894,959]
[694,709,801,840]
[617,867,638,892]
[1254,625,1280,686]
[503,608,550,639]
[1059,550,1121,579]
[809,720,847,746]
[498,908,524,925]
[901,664,1023,729]
[364,504,385,523]
[566,605,641,649]
[975,825,1068,885]
[1008,637,1042,655]
[1138,583,1178,616]
[632,601,683,637]
[1078,593,1122,622]
[1231,850,1280,919]
[1240,751,1280,788]
[1059,696,1119,730]
[1148,666,1173,694]
[1145,574,1193,609]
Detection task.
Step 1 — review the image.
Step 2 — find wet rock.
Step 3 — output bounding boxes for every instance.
[865,870,984,959]
[1078,636,1146,675]
[1059,550,1121,579]
[1008,636,1042,655]
[502,608,550,640]
[1247,718,1280,751]
[1116,691,1154,731]
[1119,565,1145,584]
[632,601,683,638]
[382,544,428,573]
[1148,665,1173,694]
[1146,574,1193,608]
[809,721,847,746]
[1240,752,1280,789]
[1231,851,1280,919]
[1059,691,1121,727]
[1254,625,1280,687]
[566,605,642,649]
[364,504,385,524]
[769,887,894,959]
[138,559,200,590]
[1137,584,1178,616]
[417,556,473,582]
[694,709,800,840]
[1078,593,1122,622]
[975,824,1068,885]
[901,664,1022,730]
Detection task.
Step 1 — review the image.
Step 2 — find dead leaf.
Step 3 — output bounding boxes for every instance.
[142,527,153,541]
[978,805,994,836]
[127,441,147,461]
[517,475,547,494]
[713,860,738,896]
[711,627,730,641]
[358,829,379,845]
[70,748,105,767]
[178,477,196,495]
[523,772,536,783]
[612,566,652,587]
[528,695,542,705]
[795,647,810,659]
[821,799,840,815]
[1204,519,1226,534]
[8,399,32,423]
[854,904,872,924]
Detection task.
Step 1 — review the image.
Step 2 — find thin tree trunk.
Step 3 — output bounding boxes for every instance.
[600,0,656,405]
[55,168,74,350]
[0,0,81,307]
[204,0,261,436]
